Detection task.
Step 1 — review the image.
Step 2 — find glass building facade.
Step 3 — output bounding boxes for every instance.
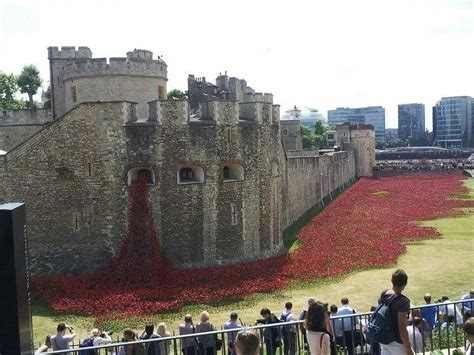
[434,96,473,148]
[328,106,385,141]
[398,103,425,141]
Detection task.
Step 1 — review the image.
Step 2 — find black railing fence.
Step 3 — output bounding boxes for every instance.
[41,299,473,355]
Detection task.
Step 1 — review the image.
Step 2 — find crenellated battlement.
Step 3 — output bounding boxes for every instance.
[59,55,167,81]
[48,46,93,59]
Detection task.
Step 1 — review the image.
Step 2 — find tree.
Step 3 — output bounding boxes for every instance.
[17,65,42,109]
[301,125,314,148]
[0,72,18,109]
[313,120,331,149]
[42,85,51,109]
[167,89,185,99]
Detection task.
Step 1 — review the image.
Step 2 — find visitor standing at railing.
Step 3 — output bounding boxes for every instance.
[299,297,316,350]
[377,269,413,355]
[461,290,474,313]
[119,329,138,355]
[280,302,297,355]
[420,294,437,331]
[257,308,281,355]
[406,318,423,353]
[196,311,217,355]
[305,301,335,355]
[139,324,161,355]
[224,312,242,355]
[50,323,76,355]
[157,322,171,355]
[179,315,198,355]
[441,296,464,324]
[336,298,360,355]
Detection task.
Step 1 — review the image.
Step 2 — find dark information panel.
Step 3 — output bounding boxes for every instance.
[0,203,33,355]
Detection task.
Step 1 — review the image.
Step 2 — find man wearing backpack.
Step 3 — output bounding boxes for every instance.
[368,269,413,355]
[280,302,296,355]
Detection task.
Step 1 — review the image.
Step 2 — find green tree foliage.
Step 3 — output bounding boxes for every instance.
[43,85,51,109]
[17,65,42,109]
[313,120,331,149]
[0,72,18,109]
[167,89,185,99]
[301,125,314,148]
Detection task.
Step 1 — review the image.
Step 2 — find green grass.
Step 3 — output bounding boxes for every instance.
[372,190,390,197]
[32,179,474,345]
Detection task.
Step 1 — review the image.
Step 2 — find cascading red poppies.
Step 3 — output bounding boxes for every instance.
[30,175,473,323]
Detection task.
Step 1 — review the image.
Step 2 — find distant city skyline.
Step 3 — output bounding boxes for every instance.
[1,0,472,130]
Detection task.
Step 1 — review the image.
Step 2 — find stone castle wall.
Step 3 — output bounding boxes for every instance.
[0,100,286,274]
[282,150,355,229]
[49,47,167,118]
[0,109,53,152]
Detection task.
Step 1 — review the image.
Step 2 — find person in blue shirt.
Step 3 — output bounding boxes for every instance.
[420,293,437,330]
[461,289,474,313]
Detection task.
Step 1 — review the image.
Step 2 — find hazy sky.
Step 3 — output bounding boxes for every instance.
[1,0,473,129]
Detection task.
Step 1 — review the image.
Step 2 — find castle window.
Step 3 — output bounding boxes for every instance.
[158,86,165,100]
[72,212,80,231]
[87,163,93,177]
[127,167,155,185]
[226,128,233,143]
[70,86,77,103]
[230,203,238,225]
[272,161,279,177]
[178,166,204,184]
[283,129,288,136]
[222,163,244,182]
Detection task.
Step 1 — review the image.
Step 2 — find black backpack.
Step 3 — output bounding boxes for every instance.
[366,293,399,345]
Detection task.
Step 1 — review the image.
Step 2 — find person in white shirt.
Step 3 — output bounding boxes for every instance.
[406,318,423,353]
[336,298,360,355]
[90,328,113,347]
[441,297,463,325]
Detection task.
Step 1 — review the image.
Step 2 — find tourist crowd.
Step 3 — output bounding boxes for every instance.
[375,159,463,172]
[36,272,473,355]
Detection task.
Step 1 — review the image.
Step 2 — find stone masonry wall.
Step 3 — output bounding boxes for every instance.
[282,150,356,229]
[1,102,130,274]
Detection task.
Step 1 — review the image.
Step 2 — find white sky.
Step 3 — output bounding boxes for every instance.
[1,0,473,130]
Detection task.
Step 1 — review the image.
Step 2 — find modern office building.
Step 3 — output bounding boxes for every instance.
[434,96,473,148]
[328,106,385,141]
[398,103,425,141]
[385,128,398,140]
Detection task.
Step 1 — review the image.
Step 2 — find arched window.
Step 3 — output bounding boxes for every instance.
[178,166,205,184]
[128,168,155,185]
[222,163,244,182]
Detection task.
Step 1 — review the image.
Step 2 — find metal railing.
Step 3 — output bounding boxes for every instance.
[41,299,473,355]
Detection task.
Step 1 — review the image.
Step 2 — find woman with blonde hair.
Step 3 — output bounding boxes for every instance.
[157,322,171,355]
[196,311,217,355]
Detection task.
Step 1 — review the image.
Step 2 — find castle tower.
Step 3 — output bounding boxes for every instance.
[48,47,168,119]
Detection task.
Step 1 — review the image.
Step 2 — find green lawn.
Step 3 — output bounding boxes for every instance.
[32,178,474,345]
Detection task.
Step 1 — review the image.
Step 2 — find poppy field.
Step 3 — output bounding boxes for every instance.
[31,175,473,324]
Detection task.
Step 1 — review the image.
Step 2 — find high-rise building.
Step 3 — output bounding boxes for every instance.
[328,106,385,141]
[398,103,425,141]
[434,96,473,148]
